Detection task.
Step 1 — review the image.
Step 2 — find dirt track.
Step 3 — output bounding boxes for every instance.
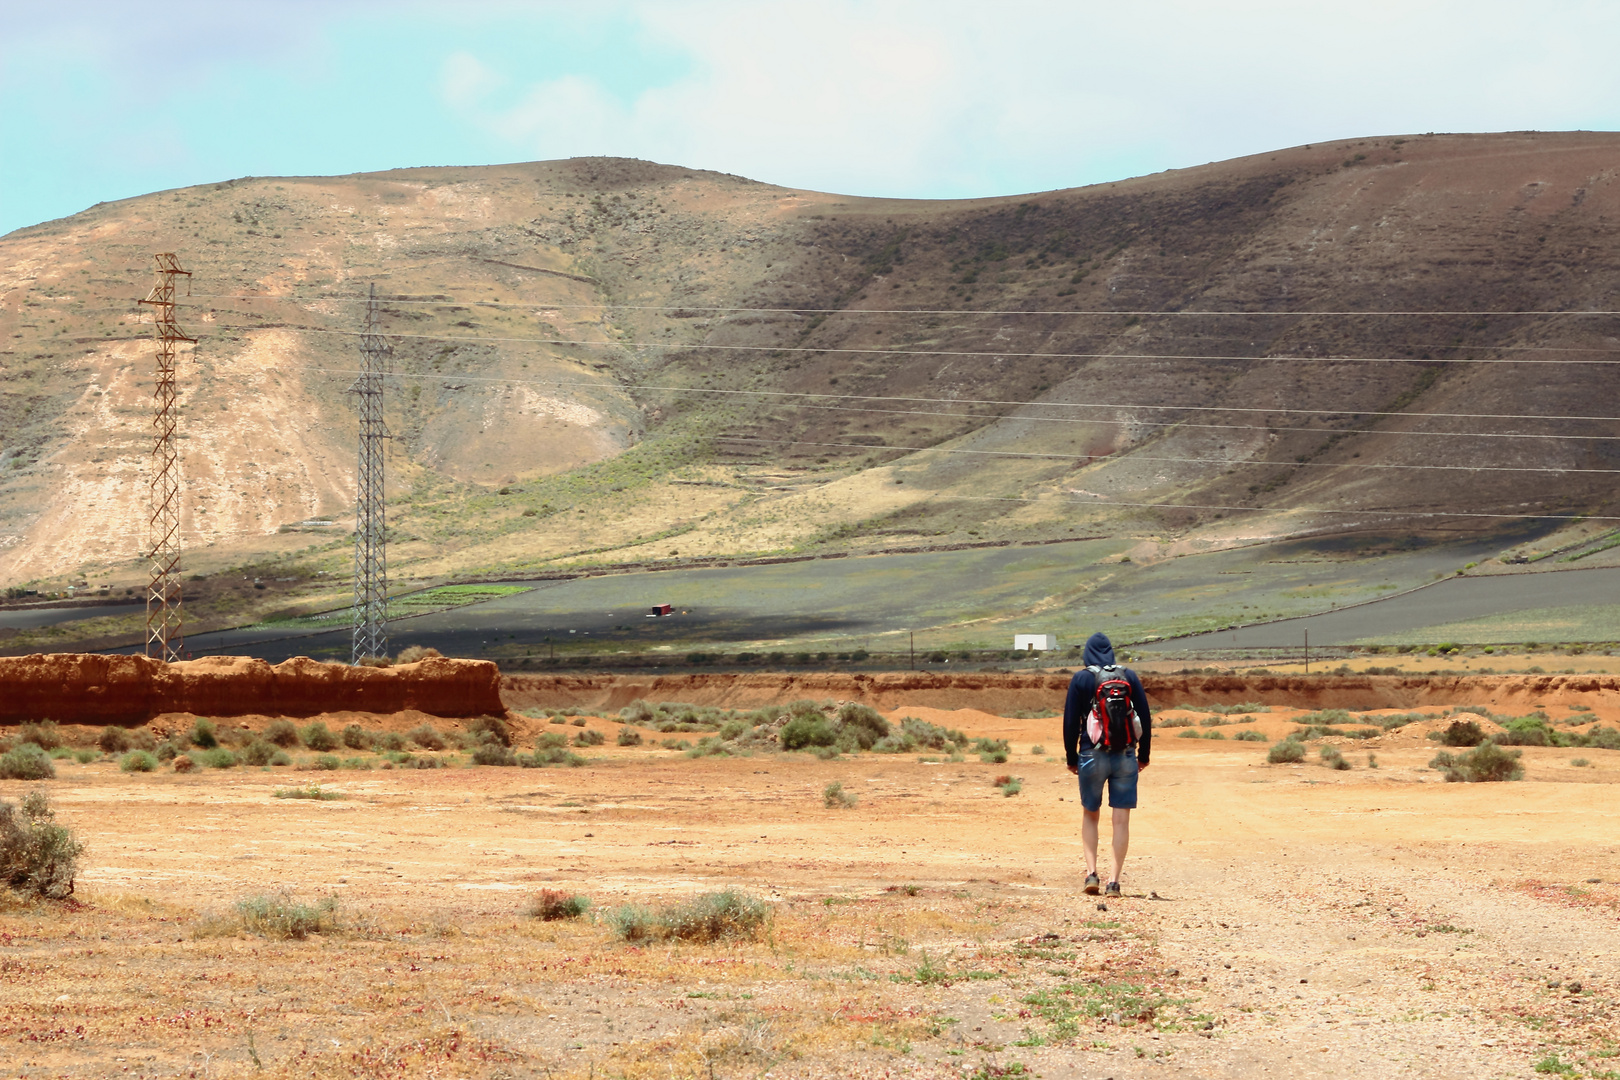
[0,674,1616,1078]
[501,669,1620,717]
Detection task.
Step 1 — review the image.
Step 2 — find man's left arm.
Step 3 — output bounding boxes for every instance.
[1129,670,1152,768]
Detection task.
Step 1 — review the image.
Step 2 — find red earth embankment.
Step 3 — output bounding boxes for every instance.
[1,653,504,725]
[501,671,1620,714]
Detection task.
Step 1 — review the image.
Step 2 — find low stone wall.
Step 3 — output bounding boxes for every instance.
[1,653,505,725]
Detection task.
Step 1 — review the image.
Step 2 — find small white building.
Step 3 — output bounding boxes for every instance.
[1014,634,1056,652]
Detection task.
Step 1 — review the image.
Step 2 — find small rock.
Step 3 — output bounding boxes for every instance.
[1168,968,1179,976]
[1586,878,1602,884]
[1300,978,1308,984]
[1567,982,1583,993]
[1547,979,1562,989]
[1097,902,1107,912]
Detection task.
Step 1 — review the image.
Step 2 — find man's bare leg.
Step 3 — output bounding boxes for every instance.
[1082,808,1100,877]
[1110,807,1131,884]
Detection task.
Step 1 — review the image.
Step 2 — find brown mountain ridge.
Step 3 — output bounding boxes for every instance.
[3,131,1619,602]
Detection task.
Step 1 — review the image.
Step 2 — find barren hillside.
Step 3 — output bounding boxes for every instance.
[4,132,1620,604]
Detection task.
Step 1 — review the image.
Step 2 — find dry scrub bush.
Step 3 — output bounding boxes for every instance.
[172,755,195,773]
[1267,739,1305,764]
[1430,742,1524,782]
[0,791,81,899]
[472,742,517,766]
[394,645,441,664]
[119,750,156,773]
[823,781,858,809]
[16,722,63,751]
[97,726,131,754]
[466,715,511,747]
[0,745,54,780]
[528,889,590,920]
[239,740,277,766]
[189,718,219,749]
[264,719,301,747]
[574,729,606,747]
[301,722,338,751]
[407,724,447,750]
[340,723,370,749]
[234,892,339,939]
[617,727,643,746]
[609,891,771,943]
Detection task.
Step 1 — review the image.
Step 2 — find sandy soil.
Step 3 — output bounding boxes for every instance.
[0,698,1616,1080]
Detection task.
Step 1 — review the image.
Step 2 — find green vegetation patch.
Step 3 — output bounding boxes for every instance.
[1020,979,1184,1041]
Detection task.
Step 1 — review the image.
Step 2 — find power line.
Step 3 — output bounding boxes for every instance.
[718,436,1620,475]
[263,364,1620,443]
[200,320,1620,366]
[916,493,1620,523]
[188,292,1620,319]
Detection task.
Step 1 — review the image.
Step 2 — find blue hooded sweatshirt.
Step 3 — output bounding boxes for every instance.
[1062,632,1152,767]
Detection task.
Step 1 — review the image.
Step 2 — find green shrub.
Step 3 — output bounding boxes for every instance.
[301,722,338,752]
[1584,725,1620,750]
[189,718,219,749]
[536,731,569,750]
[606,904,655,941]
[239,740,277,767]
[0,790,81,898]
[97,726,132,754]
[264,719,301,747]
[1495,716,1562,747]
[0,745,55,780]
[616,891,770,943]
[1430,741,1524,782]
[529,889,590,920]
[1320,746,1350,771]
[341,757,371,770]
[995,775,1023,797]
[685,737,732,758]
[617,727,643,746]
[1207,702,1268,715]
[1267,740,1305,764]
[16,721,63,751]
[372,730,404,753]
[1433,720,1486,747]
[309,754,340,771]
[274,785,342,800]
[574,729,606,747]
[1233,730,1266,742]
[872,733,918,753]
[523,746,586,768]
[472,742,517,766]
[119,749,155,773]
[782,716,837,750]
[154,741,179,762]
[195,748,238,769]
[900,716,966,749]
[1571,757,1592,768]
[467,715,511,747]
[1030,744,1046,755]
[340,724,370,750]
[270,750,291,766]
[72,749,95,764]
[823,780,858,808]
[835,703,890,749]
[235,892,338,939]
[407,724,447,750]
[1177,729,1203,740]
[619,700,656,724]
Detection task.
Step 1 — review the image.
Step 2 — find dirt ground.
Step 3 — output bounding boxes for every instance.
[2,695,1617,1080]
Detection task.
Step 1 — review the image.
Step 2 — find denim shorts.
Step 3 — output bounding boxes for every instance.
[1077,749,1139,810]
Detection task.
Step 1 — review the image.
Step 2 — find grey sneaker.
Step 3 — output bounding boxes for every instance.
[1105,881,1122,897]
[1083,872,1101,895]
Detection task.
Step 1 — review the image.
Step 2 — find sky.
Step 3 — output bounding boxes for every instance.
[3,0,1620,236]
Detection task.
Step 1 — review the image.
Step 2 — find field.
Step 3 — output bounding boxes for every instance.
[3,682,1618,1079]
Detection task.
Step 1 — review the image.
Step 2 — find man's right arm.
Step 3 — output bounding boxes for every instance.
[1062,673,1088,771]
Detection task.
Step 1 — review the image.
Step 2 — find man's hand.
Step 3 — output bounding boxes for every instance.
[1138,760,1149,770]
[1066,762,1078,775]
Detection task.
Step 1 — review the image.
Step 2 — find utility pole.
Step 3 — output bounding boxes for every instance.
[138,254,192,663]
[350,284,391,664]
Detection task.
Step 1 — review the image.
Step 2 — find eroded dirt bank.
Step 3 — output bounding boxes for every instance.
[501,670,1620,713]
[0,653,503,723]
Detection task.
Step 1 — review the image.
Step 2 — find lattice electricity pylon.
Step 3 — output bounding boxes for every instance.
[350,283,392,664]
[137,253,193,663]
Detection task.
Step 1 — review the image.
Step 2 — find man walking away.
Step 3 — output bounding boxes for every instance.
[1062,632,1152,897]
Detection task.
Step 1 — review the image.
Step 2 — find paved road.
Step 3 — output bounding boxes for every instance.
[0,602,138,631]
[1136,566,1620,650]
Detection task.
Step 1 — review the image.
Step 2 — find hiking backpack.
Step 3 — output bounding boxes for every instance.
[1085,665,1142,750]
